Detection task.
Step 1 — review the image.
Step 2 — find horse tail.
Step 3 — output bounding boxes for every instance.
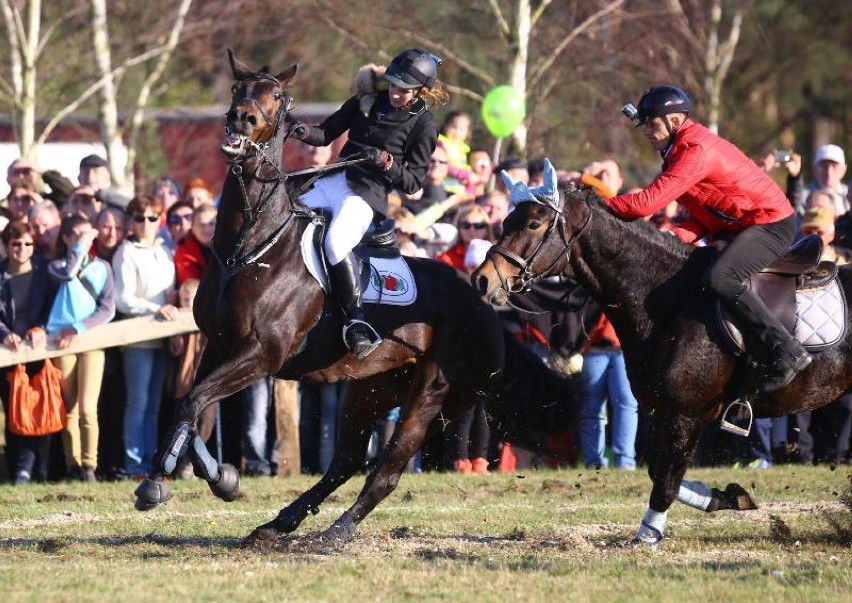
[485,330,581,453]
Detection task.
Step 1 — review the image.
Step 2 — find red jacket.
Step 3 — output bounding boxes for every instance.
[607,120,793,243]
[174,233,209,286]
[436,243,467,272]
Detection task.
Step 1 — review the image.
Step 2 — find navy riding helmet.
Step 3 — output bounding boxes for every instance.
[383,49,442,90]
[634,85,693,126]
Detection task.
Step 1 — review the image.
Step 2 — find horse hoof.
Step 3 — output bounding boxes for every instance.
[134,477,173,511]
[242,524,280,548]
[631,521,663,547]
[209,464,240,502]
[724,483,758,511]
[319,518,355,543]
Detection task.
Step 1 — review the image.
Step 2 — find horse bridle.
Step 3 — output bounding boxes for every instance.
[214,74,307,271]
[486,190,593,296]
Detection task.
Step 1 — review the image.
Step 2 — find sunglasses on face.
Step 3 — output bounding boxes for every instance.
[8,241,34,248]
[459,221,487,230]
[132,214,160,223]
[10,195,34,203]
[429,159,449,166]
[168,213,193,226]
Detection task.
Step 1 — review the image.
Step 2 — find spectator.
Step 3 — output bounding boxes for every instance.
[151,176,182,216]
[477,190,510,238]
[438,110,478,195]
[0,222,56,484]
[78,155,130,211]
[436,212,494,474]
[468,149,493,196]
[404,144,449,214]
[92,207,127,263]
[6,157,74,208]
[174,203,216,286]
[28,200,62,259]
[182,178,215,207]
[8,184,42,224]
[583,158,625,198]
[47,214,116,482]
[63,186,102,224]
[163,201,194,252]
[112,194,178,478]
[494,157,529,193]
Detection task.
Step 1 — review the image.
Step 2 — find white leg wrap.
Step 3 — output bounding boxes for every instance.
[676,480,713,511]
[634,507,667,545]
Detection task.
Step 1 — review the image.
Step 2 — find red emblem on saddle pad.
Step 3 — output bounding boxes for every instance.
[372,271,409,295]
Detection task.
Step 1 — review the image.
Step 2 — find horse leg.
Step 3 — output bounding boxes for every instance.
[135,344,273,511]
[634,412,704,545]
[244,378,392,545]
[318,362,449,542]
[676,480,758,513]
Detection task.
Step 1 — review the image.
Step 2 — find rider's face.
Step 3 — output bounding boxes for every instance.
[642,117,673,151]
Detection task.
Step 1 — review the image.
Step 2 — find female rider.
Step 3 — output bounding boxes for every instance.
[291,49,447,358]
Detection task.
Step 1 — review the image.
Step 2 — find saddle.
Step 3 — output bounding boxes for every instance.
[301,210,418,306]
[716,234,847,355]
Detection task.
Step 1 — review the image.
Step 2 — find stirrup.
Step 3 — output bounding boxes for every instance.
[342,319,382,359]
[720,398,753,437]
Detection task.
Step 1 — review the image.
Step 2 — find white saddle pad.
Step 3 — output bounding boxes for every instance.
[300,221,417,306]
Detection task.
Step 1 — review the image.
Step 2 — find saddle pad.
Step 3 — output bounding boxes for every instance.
[717,278,846,355]
[300,221,417,306]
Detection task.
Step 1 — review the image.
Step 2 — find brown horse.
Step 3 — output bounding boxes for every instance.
[472,160,852,545]
[133,53,579,544]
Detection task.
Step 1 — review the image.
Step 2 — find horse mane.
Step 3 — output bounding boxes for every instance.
[562,186,694,263]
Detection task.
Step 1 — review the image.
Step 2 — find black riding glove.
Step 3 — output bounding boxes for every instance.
[362,147,393,172]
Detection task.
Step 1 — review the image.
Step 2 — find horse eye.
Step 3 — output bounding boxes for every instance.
[231,84,239,94]
[273,92,282,100]
[528,221,542,230]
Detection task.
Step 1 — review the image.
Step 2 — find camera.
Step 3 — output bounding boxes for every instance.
[773,150,792,164]
[621,102,639,121]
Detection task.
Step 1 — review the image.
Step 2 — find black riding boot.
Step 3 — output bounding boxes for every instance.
[727,288,812,393]
[329,254,382,359]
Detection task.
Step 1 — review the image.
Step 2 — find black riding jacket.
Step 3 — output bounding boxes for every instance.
[300,91,438,216]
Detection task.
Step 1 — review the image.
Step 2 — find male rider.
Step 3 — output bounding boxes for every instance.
[607,85,810,394]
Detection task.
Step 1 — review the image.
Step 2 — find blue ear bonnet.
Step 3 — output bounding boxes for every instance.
[500,157,562,211]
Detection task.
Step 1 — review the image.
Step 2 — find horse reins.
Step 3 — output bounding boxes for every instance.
[486,189,594,298]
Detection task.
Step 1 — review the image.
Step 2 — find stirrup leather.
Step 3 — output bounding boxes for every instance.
[720,398,753,437]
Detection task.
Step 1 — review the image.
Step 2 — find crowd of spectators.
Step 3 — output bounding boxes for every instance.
[2,82,851,486]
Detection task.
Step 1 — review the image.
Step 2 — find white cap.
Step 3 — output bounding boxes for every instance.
[814,143,846,166]
[464,238,492,269]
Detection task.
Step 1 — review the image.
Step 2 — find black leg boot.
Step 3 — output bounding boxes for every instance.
[726,288,812,393]
[329,254,382,359]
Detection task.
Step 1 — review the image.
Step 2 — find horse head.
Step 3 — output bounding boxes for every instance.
[472,158,592,305]
[221,49,297,161]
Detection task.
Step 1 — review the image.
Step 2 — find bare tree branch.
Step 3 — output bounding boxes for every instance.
[484,0,510,38]
[528,0,626,89]
[530,0,552,30]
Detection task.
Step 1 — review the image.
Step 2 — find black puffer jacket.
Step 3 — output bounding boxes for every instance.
[300,91,438,216]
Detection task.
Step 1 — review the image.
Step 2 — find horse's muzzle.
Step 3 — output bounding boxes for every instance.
[472,272,509,306]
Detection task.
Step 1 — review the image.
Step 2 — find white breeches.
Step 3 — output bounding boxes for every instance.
[300,172,375,265]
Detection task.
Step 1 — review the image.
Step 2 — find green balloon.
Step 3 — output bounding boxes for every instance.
[481,85,526,139]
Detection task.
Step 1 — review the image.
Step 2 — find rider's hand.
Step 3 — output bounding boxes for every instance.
[364,147,393,172]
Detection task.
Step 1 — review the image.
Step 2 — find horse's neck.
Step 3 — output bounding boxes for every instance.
[572,207,697,343]
[219,153,290,242]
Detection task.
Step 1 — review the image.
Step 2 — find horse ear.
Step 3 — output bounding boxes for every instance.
[500,170,516,194]
[276,64,298,87]
[227,48,252,80]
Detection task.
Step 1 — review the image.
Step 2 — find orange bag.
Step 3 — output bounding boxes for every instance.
[7,361,66,437]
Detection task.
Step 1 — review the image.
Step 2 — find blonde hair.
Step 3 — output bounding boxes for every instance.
[419,83,449,107]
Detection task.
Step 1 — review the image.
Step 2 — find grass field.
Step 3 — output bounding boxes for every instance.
[0,465,850,602]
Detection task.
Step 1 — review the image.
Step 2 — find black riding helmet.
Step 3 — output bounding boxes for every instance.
[634,85,693,126]
[383,49,442,90]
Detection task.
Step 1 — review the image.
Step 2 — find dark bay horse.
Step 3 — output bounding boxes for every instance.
[133,53,578,544]
[473,161,852,545]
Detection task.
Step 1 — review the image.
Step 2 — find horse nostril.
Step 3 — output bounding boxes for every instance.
[474,274,488,296]
[246,114,258,127]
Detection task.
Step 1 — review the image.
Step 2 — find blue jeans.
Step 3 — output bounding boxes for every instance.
[123,346,167,476]
[242,378,272,476]
[579,350,638,469]
[318,383,345,473]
